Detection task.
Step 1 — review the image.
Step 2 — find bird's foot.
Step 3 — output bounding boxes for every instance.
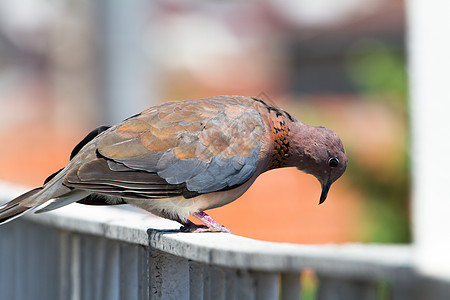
[180,224,231,233]
[179,211,231,233]
[192,211,231,233]
[179,223,207,232]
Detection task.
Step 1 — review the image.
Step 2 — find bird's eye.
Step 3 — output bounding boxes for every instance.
[328,157,339,168]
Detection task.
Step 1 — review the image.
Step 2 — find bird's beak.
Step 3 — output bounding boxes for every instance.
[319,179,332,205]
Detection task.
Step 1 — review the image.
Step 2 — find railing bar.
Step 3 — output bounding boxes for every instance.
[203,263,211,300]
[210,266,226,300]
[80,235,93,300]
[281,273,301,300]
[71,235,81,300]
[20,221,44,299]
[189,261,204,300]
[13,222,26,300]
[88,236,107,300]
[225,268,237,300]
[317,276,377,300]
[392,283,416,300]
[0,223,16,300]
[102,240,120,300]
[119,242,139,299]
[39,224,60,300]
[34,223,58,299]
[235,270,256,300]
[255,272,279,300]
[138,246,151,300]
[149,249,190,300]
[59,230,72,300]
[149,249,162,299]
[26,224,39,299]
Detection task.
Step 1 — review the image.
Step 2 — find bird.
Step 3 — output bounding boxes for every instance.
[0,95,348,232]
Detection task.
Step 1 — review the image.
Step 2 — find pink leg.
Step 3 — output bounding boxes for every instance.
[192,211,231,233]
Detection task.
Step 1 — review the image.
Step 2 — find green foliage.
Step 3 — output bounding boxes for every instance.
[346,38,410,243]
[346,148,411,243]
[301,270,319,300]
[347,38,408,102]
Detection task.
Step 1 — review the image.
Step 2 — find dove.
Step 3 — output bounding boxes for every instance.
[0,95,347,232]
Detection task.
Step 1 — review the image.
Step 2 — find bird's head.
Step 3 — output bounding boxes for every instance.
[291,125,348,204]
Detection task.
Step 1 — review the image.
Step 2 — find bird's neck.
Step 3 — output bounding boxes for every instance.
[247,97,312,172]
[267,119,315,171]
[260,111,310,171]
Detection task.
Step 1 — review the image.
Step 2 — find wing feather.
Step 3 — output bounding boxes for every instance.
[63,158,188,199]
[67,97,265,198]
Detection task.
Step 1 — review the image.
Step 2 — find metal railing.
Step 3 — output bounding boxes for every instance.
[0,182,446,300]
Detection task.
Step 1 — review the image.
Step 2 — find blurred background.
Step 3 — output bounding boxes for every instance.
[0,0,408,244]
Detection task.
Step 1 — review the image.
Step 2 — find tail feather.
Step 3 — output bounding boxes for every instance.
[20,167,72,208]
[0,165,91,225]
[0,187,43,224]
[35,190,91,214]
[0,126,110,225]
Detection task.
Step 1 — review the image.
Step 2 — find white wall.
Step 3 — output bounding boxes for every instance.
[408,0,450,279]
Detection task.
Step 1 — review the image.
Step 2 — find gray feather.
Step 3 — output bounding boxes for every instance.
[107,160,132,171]
[117,152,163,172]
[185,152,259,193]
[35,190,91,213]
[158,159,207,184]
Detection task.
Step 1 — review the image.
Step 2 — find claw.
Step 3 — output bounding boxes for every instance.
[179,211,231,233]
[180,224,230,233]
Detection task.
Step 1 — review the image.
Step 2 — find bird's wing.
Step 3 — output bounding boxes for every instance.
[65,97,265,198]
[64,158,187,199]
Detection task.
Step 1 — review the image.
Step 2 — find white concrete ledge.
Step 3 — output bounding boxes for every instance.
[150,231,413,279]
[0,181,413,279]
